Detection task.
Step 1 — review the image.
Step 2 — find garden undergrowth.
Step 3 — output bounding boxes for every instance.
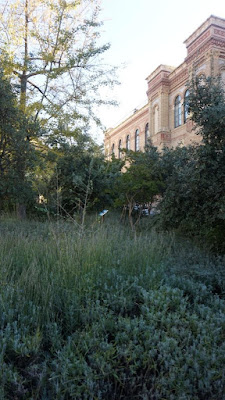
[0,215,224,399]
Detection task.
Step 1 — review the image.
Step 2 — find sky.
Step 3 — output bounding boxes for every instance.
[94,0,225,144]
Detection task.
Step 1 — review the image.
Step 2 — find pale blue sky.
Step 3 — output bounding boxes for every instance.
[95,0,225,143]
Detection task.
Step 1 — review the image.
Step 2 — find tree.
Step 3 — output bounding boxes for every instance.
[0,0,117,141]
[115,147,163,232]
[188,75,225,148]
[0,0,118,218]
[157,76,225,251]
[42,138,123,221]
[0,72,39,217]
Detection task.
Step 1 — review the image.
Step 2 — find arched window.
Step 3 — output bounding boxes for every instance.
[145,123,149,145]
[221,70,225,86]
[118,139,122,159]
[126,134,130,150]
[174,95,181,128]
[135,129,139,151]
[184,89,190,123]
[111,143,115,155]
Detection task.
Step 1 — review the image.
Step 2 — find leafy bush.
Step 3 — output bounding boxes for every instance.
[152,76,225,252]
[157,143,225,252]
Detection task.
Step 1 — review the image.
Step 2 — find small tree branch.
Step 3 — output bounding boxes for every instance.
[27,79,54,105]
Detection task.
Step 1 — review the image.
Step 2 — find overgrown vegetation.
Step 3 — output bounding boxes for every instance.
[0,10,225,396]
[0,216,224,399]
[0,30,224,251]
[0,0,119,218]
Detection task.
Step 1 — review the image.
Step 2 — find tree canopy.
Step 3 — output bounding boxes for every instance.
[188,75,225,148]
[157,75,225,251]
[0,0,117,142]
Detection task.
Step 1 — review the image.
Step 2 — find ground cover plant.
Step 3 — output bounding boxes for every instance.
[0,215,225,399]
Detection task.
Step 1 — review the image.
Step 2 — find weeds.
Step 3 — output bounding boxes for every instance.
[0,216,224,399]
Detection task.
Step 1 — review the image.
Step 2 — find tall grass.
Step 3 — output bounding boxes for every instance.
[0,215,224,399]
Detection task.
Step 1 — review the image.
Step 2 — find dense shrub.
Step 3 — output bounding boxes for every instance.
[159,145,225,237]
[150,76,225,252]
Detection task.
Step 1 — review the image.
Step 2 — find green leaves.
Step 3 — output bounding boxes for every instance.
[115,148,162,207]
[0,72,40,211]
[188,75,225,149]
[44,141,123,216]
[155,77,225,251]
[0,0,118,138]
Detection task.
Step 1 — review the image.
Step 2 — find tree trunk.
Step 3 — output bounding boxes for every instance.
[20,74,27,112]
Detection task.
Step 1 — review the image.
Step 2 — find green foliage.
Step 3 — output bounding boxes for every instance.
[188,75,225,148]
[0,72,40,212]
[157,76,225,251]
[0,218,224,399]
[0,1,119,216]
[113,147,163,231]
[0,0,118,139]
[115,147,162,207]
[42,140,123,216]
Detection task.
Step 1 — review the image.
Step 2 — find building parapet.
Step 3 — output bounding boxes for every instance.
[184,15,225,50]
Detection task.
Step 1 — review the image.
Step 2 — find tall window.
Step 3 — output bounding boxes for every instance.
[145,123,149,145]
[135,129,139,151]
[221,70,225,86]
[118,139,122,159]
[174,95,181,128]
[184,90,190,123]
[111,143,115,155]
[126,134,130,150]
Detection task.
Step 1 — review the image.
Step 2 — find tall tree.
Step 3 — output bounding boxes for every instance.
[0,72,39,217]
[158,76,225,251]
[0,0,117,141]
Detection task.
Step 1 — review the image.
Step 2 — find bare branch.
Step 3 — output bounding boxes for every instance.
[27,79,54,105]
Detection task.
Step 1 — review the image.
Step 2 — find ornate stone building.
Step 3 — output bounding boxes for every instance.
[104,15,225,159]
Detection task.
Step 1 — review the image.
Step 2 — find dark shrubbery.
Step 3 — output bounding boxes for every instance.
[156,76,225,252]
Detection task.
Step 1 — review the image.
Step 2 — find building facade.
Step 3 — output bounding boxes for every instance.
[104,15,225,159]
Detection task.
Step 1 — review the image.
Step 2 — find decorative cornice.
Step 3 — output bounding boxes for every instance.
[212,38,225,48]
[146,64,174,82]
[147,80,170,97]
[169,68,188,88]
[108,106,149,138]
[184,15,225,48]
[187,30,211,55]
[185,39,212,63]
[214,27,225,38]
